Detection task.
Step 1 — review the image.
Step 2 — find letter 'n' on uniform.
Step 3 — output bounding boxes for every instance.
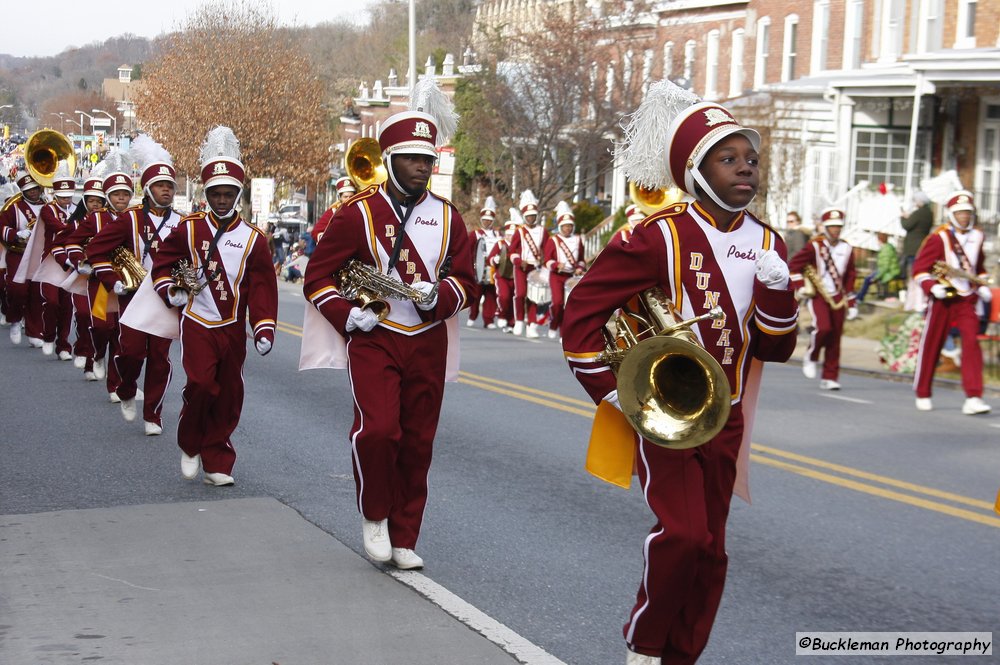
[689,253,703,270]
[703,290,720,310]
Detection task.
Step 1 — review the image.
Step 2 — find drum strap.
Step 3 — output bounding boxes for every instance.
[522,227,543,264]
[555,235,577,271]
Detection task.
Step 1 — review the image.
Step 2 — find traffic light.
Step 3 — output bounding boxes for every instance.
[97,134,104,148]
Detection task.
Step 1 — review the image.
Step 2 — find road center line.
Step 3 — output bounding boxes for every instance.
[819,393,873,404]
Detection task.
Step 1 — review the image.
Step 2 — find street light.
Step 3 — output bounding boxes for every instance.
[49,112,66,132]
[91,108,117,147]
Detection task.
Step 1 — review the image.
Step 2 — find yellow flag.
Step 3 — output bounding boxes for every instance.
[92,284,108,320]
[585,401,637,489]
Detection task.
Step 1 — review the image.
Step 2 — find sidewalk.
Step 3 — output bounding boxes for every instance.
[0,498,523,665]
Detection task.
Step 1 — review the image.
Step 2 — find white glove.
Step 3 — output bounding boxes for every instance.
[16,229,31,240]
[602,389,622,412]
[978,285,993,302]
[167,287,189,307]
[255,337,272,355]
[77,263,93,276]
[345,306,379,333]
[930,283,950,300]
[411,281,438,311]
[112,281,128,296]
[754,249,789,290]
[847,306,859,321]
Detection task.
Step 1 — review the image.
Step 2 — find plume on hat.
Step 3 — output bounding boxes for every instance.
[409,78,458,145]
[53,159,74,181]
[0,182,16,203]
[508,207,525,226]
[519,189,538,210]
[481,195,497,214]
[616,80,701,190]
[200,125,242,165]
[555,200,574,221]
[130,134,173,170]
[99,149,130,177]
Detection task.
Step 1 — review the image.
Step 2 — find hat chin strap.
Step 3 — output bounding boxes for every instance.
[691,167,751,214]
[947,210,973,231]
[386,154,424,199]
[210,186,243,220]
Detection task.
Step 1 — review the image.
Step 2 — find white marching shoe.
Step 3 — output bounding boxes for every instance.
[84,371,98,381]
[58,350,73,361]
[27,336,43,348]
[962,397,991,415]
[526,322,540,338]
[818,379,841,391]
[73,355,87,368]
[9,321,22,345]
[42,341,55,356]
[362,518,392,562]
[93,358,106,380]
[108,391,121,403]
[120,398,137,422]
[625,649,661,665]
[547,328,559,339]
[180,452,202,480]
[390,548,424,570]
[512,321,525,336]
[144,421,162,436]
[466,318,476,327]
[802,359,817,379]
[0,313,7,326]
[915,397,933,411]
[203,472,235,486]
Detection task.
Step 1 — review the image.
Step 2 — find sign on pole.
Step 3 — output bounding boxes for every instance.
[251,178,276,228]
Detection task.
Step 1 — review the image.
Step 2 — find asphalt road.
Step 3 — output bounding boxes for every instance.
[2,281,997,665]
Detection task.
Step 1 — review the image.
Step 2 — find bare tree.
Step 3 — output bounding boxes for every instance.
[137,1,330,188]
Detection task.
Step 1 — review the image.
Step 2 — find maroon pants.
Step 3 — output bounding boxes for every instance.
[177,321,247,475]
[495,276,514,323]
[913,295,984,399]
[40,282,73,353]
[71,292,95,362]
[548,272,573,332]
[0,267,7,319]
[4,254,26,323]
[26,281,44,340]
[115,323,172,425]
[513,265,540,323]
[805,297,846,380]
[346,324,447,549]
[468,283,497,326]
[88,281,121,391]
[625,406,744,663]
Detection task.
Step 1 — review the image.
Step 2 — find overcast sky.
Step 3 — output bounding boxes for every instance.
[4,0,377,58]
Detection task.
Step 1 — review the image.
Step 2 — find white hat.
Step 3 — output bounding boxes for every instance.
[519,190,539,216]
[51,160,75,196]
[199,126,245,190]
[480,195,497,221]
[820,207,845,227]
[555,200,575,228]
[131,134,175,188]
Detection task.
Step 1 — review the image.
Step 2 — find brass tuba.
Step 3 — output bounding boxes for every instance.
[109,246,147,293]
[0,192,27,253]
[25,129,76,188]
[344,138,387,189]
[629,183,684,216]
[599,288,731,449]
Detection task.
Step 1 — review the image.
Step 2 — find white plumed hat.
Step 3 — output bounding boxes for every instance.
[199,126,245,190]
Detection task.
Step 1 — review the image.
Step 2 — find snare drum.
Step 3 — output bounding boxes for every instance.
[564,275,582,304]
[526,268,551,306]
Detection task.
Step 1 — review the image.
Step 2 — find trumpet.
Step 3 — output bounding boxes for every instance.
[336,258,447,321]
[801,264,847,310]
[598,288,731,449]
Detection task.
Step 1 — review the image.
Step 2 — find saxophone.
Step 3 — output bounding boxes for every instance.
[109,246,147,293]
[801,264,847,310]
[336,258,448,321]
[171,259,211,298]
[932,260,992,292]
[1,193,29,254]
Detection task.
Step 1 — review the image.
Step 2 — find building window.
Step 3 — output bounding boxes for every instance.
[683,40,696,87]
[605,63,615,103]
[843,0,864,69]
[781,15,799,82]
[705,30,720,99]
[917,0,943,52]
[852,129,929,190]
[955,0,977,48]
[878,0,905,62]
[623,49,634,92]
[730,29,745,98]
[754,18,770,88]
[663,41,674,80]
[810,0,830,74]
[642,49,654,96]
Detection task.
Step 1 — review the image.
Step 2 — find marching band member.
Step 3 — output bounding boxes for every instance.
[561,82,798,665]
[302,83,475,569]
[64,152,133,389]
[1,171,46,347]
[508,189,549,337]
[151,126,278,486]
[543,201,585,340]
[86,135,181,434]
[467,196,501,328]
[32,162,78,359]
[912,190,992,414]
[0,182,16,327]
[488,214,518,333]
[788,208,857,390]
[616,203,645,245]
[313,176,357,241]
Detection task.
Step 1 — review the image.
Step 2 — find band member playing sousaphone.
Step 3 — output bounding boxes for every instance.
[488,214,518,333]
[301,80,476,570]
[86,134,182,433]
[509,188,549,338]
[0,171,47,347]
[543,201,585,340]
[314,176,358,242]
[561,81,798,665]
[151,126,278,486]
[467,195,501,328]
[911,190,992,414]
[789,208,857,391]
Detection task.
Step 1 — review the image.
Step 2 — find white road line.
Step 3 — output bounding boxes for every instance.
[989,423,1000,429]
[820,393,873,404]
[389,570,568,665]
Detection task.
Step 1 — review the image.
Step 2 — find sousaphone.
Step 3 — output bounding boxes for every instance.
[25,129,76,188]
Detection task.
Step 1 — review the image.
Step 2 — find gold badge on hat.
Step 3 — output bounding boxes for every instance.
[412,121,432,139]
[703,108,734,127]
[212,162,229,175]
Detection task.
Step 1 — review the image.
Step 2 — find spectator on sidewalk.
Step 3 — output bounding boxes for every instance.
[901,191,933,278]
[857,232,901,302]
[783,211,809,259]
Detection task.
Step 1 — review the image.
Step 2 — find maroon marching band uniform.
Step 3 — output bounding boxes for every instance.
[487,232,514,326]
[508,222,549,326]
[0,193,44,339]
[64,207,125,389]
[86,204,181,424]
[151,211,278,477]
[912,223,988,401]
[38,200,78,356]
[543,230,585,334]
[788,231,856,383]
[468,225,500,327]
[562,201,798,662]
[304,183,476,550]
